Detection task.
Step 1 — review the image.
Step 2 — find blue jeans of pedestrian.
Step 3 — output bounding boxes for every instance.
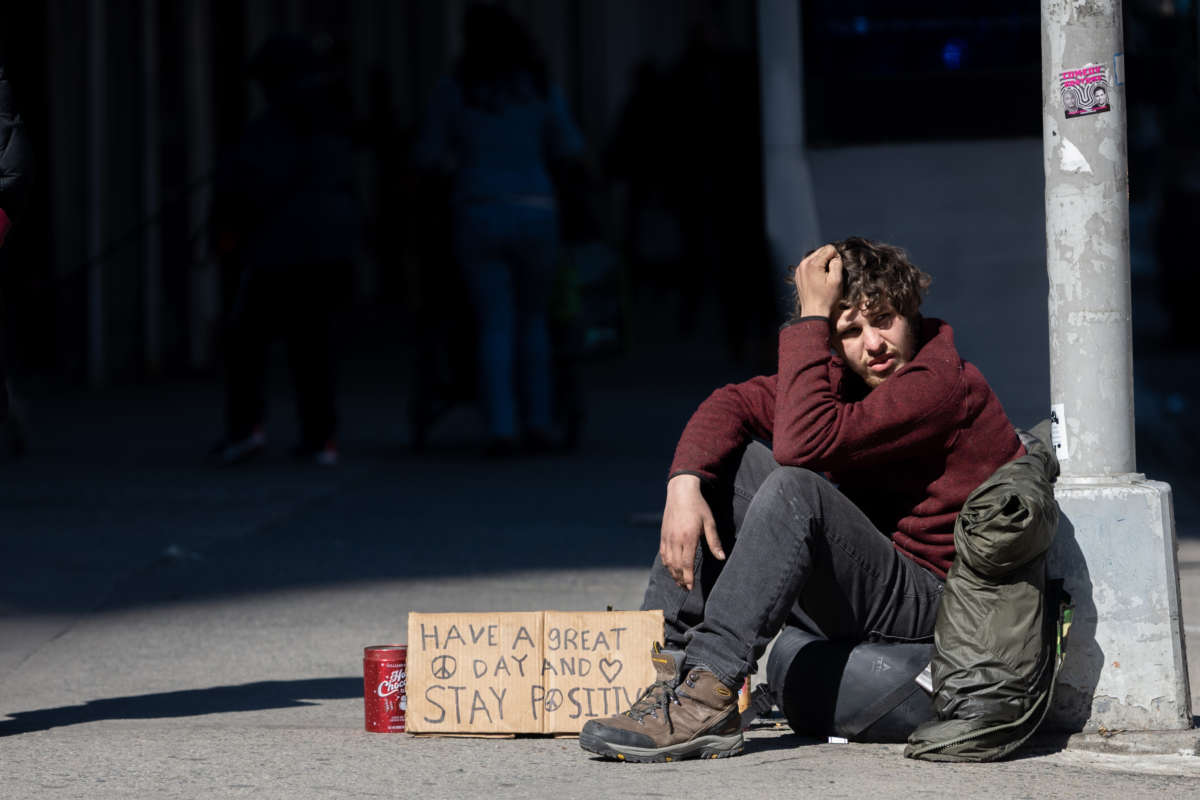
[454,202,558,440]
[641,441,945,689]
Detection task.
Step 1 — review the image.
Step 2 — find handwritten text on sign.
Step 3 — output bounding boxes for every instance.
[406,610,663,735]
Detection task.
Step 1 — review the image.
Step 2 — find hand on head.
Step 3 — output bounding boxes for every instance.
[793,244,843,320]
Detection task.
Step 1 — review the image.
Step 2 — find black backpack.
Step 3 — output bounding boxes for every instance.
[765,626,934,742]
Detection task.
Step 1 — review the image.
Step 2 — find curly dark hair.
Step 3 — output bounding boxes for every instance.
[792,237,931,320]
[836,237,931,318]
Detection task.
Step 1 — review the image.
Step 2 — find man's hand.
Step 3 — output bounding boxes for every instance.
[793,243,844,319]
[660,474,724,590]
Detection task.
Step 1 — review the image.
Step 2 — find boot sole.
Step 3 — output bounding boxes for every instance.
[579,728,745,763]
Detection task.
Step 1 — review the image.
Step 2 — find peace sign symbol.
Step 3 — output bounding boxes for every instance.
[431,654,457,680]
[543,689,563,712]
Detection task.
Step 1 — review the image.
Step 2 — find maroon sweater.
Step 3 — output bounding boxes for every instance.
[669,317,1022,578]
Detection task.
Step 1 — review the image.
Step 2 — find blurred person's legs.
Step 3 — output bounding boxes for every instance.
[407,184,476,449]
[676,209,715,338]
[0,347,22,459]
[285,261,339,462]
[1156,182,1200,345]
[716,230,775,367]
[455,202,558,449]
[1,377,27,458]
[457,204,519,444]
[510,205,557,440]
[221,269,273,460]
[0,255,30,457]
[0,333,7,424]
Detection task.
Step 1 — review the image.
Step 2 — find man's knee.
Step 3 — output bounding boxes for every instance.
[755,465,826,506]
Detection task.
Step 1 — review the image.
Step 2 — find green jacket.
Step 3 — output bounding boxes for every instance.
[905,422,1066,761]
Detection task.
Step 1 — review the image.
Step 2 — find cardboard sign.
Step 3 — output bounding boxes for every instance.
[406,610,663,735]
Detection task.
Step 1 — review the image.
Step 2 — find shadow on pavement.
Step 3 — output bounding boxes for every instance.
[99,460,663,611]
[0,677,362,736]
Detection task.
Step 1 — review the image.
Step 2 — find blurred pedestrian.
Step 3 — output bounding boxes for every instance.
[0,62,32,435]
[606,60,684,294]
[210,34,362,465]
[661,21,773,363]
[412,3,584,456]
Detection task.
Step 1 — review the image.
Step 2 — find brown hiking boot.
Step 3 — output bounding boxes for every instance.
[579,644,744,762]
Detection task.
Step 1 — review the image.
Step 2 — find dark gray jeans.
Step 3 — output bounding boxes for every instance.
[641,441,944,689]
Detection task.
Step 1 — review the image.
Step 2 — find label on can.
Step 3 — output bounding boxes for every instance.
[376,667,407,709]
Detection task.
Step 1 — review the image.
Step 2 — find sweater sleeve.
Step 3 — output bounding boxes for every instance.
[668,374,775,483]
[772,318,966,470]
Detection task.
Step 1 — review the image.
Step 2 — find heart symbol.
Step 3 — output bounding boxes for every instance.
[599,657,622,684]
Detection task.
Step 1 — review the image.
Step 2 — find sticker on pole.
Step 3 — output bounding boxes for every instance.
[1059,63,1110,119]
[1050,403,1070,460]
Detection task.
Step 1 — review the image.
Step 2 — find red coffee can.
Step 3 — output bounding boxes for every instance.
[363,645,407,733]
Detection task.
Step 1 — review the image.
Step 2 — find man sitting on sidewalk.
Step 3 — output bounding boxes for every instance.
[580,238,1024,762]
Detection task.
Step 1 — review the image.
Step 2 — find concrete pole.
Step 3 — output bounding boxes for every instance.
[1041,0,1190,731]
[756,0,820,322]
[85,0,107,385]
[1042,0,1133,477]
[184,0,216,369]
[141,0,163,374]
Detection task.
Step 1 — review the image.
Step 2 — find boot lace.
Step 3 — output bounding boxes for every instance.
[624,678,684,733]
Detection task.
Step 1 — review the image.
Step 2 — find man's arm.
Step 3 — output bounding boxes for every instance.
[657,244,840,587]
[668,374,775,482]
[772,322,963,469]
[660,374,775,590]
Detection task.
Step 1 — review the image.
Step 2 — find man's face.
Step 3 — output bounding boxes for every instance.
[1094,89,1108,105]
[833,302,918,388]
[1064,93,1078,110]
